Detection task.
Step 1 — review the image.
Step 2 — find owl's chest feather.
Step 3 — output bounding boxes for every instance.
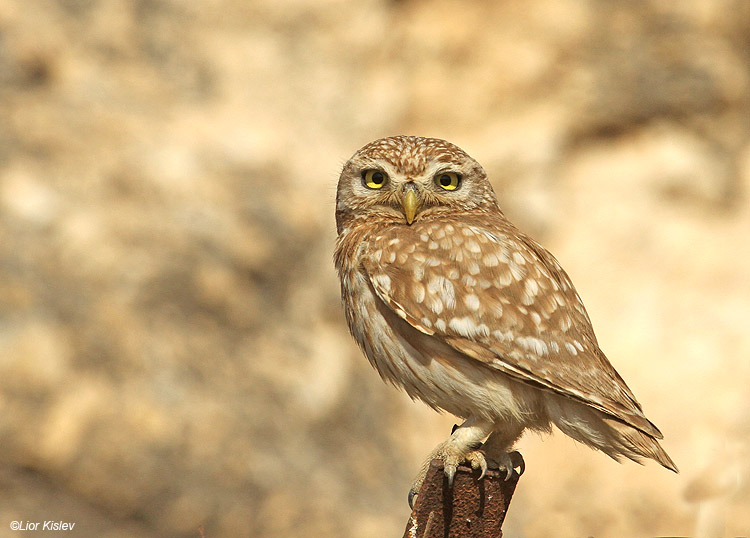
[336,227,437,392]
[335,226,527,420]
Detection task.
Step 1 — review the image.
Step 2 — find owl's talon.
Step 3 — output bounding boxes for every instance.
[485,449,522,481]
[466,450,488,480]
[408,489,418,509]
[509,450,525,476]
[445,464,456,487]
[476,458,488,480]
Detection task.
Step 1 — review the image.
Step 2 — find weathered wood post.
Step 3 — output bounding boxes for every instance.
[402,454,522,538]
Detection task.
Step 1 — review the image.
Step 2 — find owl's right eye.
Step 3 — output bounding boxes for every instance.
[362,170,388,189]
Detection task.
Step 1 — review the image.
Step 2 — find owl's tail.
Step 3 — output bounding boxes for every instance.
[603,417,679,473]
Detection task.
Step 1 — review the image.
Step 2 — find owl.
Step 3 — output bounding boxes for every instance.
[334,136,677,505]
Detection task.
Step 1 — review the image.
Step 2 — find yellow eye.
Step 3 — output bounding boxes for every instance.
[435,172,461,191]
[362,169,388,189]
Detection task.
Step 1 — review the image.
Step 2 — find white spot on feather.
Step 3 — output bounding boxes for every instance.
[521,291,535,306]
[373,274,391,291]
[483,253,500,267]
[492,329,513,342]
[466,240,481,253]
[497,272,513,286]
[524,279,539,297]
[413,282,426,303]
[565,342,578,355]
[517,336,548,357]
[463,294,480,311]
[428,297,444,315]
[449,316,475,337]
[509,262,525,281]
[449,317,489,338]
[427,276,456,309]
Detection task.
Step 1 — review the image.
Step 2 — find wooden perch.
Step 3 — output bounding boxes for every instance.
[402,456,522,538]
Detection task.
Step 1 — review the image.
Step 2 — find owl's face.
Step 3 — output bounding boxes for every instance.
[336,136,500,233]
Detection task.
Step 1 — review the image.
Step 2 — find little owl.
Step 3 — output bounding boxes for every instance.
[334,136,677,505]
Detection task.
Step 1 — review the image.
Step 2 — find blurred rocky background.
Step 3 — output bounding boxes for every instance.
[0,0,749,536]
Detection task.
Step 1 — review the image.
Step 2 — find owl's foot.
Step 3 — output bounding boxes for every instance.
[408,443,487,508]
[408,419,494,508]
[482,427,526,481]
[486,449,525,481]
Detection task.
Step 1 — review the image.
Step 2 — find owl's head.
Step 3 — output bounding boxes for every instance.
[336,136,500,233]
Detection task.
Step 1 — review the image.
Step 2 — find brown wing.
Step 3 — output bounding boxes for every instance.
[362,215,663,439]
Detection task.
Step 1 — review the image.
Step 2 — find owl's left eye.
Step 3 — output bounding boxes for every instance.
[435,172,461,191]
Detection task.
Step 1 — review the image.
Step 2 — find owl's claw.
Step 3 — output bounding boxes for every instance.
[445,465,456,487]
[408,488,418,509]
[466,450,488,480]
[443,447,488,487]
[510,450,525,477]
[466,449,488,480]
[487,449,525,480]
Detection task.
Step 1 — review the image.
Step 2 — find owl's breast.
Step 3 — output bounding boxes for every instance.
[340,265,526,421]
[335,224,542,422]
[340,266,418,387]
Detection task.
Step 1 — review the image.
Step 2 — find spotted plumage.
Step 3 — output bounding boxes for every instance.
[334,136,677,503]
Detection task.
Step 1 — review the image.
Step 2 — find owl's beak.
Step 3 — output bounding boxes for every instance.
[401,185,419,225]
